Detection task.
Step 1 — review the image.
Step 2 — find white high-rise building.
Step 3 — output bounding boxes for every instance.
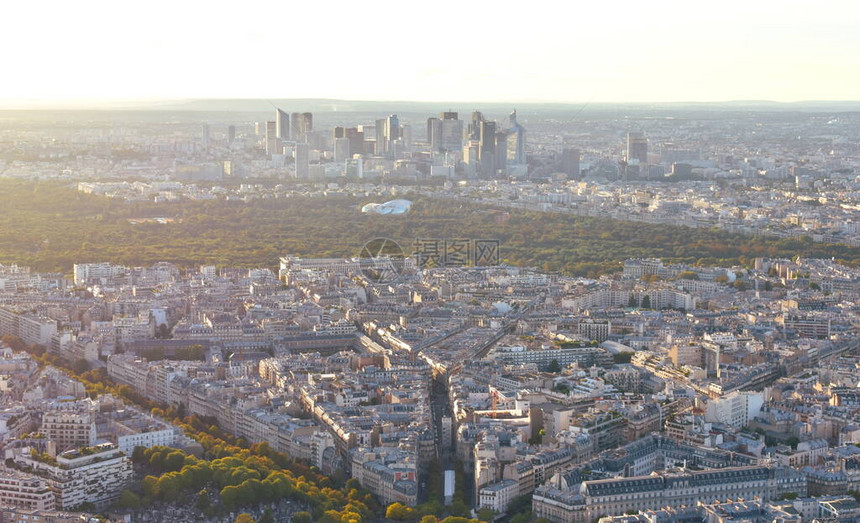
[73,263,127,286]
[704,390,764,428]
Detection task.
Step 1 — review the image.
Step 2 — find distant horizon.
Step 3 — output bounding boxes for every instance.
[3,96,860,112]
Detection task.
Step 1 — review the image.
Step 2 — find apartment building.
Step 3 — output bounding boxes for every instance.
[0,471,55,511]
[533,465,806,523]
[41,411,97,452]
[478,478,518,513]
[12,443,132,510]
[0,308,58,347]
[349,448,418,506]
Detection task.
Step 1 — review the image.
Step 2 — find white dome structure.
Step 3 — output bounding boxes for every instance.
[361,199,412,215]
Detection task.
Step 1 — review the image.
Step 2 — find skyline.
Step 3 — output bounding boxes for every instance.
[4,0,860,108]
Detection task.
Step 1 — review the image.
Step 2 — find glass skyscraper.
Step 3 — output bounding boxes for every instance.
[506,110,526,165]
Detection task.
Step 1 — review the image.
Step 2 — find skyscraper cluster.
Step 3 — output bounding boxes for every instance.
[333,126,365,160]
[266,108,314,157]
[376,114,402,159]
[427,111,464,154]
[263,108,315,178]
[458,110,527,177]
[257,107,532,179]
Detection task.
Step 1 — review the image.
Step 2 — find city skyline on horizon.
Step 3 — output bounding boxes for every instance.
[4,0,859,108]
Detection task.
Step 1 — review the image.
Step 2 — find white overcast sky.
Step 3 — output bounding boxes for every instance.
[3,0,858,106]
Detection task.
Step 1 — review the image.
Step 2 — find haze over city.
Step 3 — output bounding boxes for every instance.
[3,0,860,107]
[4,2,860,523]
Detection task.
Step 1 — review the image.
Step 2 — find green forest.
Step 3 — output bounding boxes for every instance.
[1,180,858,277]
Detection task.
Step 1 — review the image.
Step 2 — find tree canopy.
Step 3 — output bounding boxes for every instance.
[0,180,857,278]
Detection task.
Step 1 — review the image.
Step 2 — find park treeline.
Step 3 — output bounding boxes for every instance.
[0,180,857,277]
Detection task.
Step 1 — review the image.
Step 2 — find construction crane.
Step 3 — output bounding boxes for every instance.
[489,388,501,418]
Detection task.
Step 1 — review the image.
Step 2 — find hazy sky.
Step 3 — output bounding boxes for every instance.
[4,0,858,106]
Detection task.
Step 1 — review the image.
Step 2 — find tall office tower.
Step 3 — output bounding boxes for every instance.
[375,119,386,155]
[469,111,484,140]
[265,121,279,157]
[385,114,401,142]
[344,127,364,156]
[290,112,313,143]
[254,122,261,135]
[227,125,236,143]
[294,142,309,179]
[201,124,210,149]
[462,141,480,177]
[301,112,313,134]
[427,117,441,150]
[358,124,376,154]
[626,132,648,164]
[334,127,348,155]
[506,110,526,165]
[334,138,350,163]
[439,112,463,153]
[561,147,581,178]
[478,120,497,176]
[290,113,301,141]
[334,126,363,155]
[276,109,290,140]
[495,130,508,173]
